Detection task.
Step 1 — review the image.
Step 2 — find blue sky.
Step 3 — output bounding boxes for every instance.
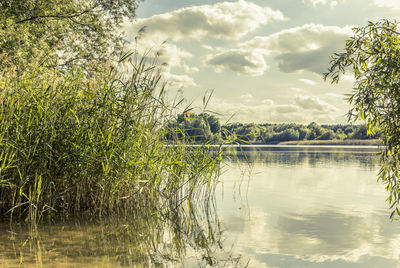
[123,0,400,124]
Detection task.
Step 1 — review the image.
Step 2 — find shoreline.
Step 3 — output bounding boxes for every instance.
[276,139,380,146]
[166,139,381,147]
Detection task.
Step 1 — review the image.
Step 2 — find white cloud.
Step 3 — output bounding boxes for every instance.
[325,92,344,99]
[205,49,268,76]
[123,39,192,72]
[126,0,285,42]
[162,72,197,88]
[275,104,299,113]
[302,0,339,8]
[124,1,285,82]
[209,24,353,76]
[371,0,400,9]
[294,95,338,112]
[291,87,304,92]
[243,24,353,54]
[241,24,353,74]
[155,42,192,68]
[262,99,275,105]
[202,45,214,51]
[299,78,317,86]
[125,41,197,89]
[187,95,343,124]
[240,93,254,102]
[183,64,199,74]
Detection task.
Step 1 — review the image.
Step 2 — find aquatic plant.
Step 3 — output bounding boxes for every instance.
[0,55,223,228]
[0,186,247,267]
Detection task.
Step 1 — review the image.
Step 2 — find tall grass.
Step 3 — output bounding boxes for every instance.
[0,56,222,228]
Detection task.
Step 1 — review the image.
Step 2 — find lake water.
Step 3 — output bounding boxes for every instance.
[1,146,400,267]
[217,146,400,268]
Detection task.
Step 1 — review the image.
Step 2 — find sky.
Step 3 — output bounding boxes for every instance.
[122,0,400,124]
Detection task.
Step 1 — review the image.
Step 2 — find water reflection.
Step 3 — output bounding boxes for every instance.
[218,146,400,268]
[225,146,379,169]
[0,193,246,267]
[1,146,397,268]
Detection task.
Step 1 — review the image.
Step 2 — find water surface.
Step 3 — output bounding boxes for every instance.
[217,146,400,267]
[1,146,399,267]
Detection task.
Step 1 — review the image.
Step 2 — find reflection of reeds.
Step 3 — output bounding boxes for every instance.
[0,52,222,232]
[0,182,246,267]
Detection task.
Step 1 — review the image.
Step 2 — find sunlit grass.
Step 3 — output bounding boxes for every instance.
[0,55,223,230]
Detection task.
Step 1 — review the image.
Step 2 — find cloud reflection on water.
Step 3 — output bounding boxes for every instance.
[218,147,400,267]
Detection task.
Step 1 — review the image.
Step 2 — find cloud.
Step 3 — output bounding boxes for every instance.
[241,24,352,54]
[124,1,285,82]
[155,42,192,68]
[275,48,332,73]
[302,0,339,8]
[291,87,304,92]
[188,95,342,124]
[183,64,199,74]
[262,99,275,105]
[205,49,268,76]
[124,41,196,89]
[294,95,338,112]
[325,92,344,99]
[371,0,400,10]
[207,24,353,76]
[243,24,353,74]
[299,78,317,86]
[162,72,197,88]
[240,93,254,102]
[275,104,299,113]
[126,0,285,42]
[202,45,214,51]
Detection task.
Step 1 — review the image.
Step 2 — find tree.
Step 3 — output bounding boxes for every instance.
[307,122,324,140]
[298,127,310,140]
[352,125,369,139]
[318,130,335,140]
[324,19,400,218]
[168,113,218,143]
[0,0,141,72]
[199,113,221,134]
[277,129,300,141]
[236,124,260,143]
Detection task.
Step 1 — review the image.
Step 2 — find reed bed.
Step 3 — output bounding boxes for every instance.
[0,57,223,228]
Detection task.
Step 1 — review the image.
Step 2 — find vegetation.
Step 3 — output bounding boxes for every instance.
[0,58,223,227]
[0,4,227,252]
[0,0,141,72]
[166,112,222,143]
[1,185,240,267]
[324,19,400,218]
[167,113,381,145]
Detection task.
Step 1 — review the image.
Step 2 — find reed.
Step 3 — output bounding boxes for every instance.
[0,55,223,227]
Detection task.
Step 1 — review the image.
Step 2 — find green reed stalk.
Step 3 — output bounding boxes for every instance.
[0,56,222,227]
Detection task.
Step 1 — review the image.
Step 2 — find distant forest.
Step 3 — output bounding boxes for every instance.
[166,112,381,144]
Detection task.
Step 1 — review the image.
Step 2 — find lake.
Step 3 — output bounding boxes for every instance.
[1,146,399,267]
[217,145,400,268]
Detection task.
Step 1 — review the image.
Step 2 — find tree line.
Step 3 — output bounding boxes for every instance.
[166,112,381,144]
